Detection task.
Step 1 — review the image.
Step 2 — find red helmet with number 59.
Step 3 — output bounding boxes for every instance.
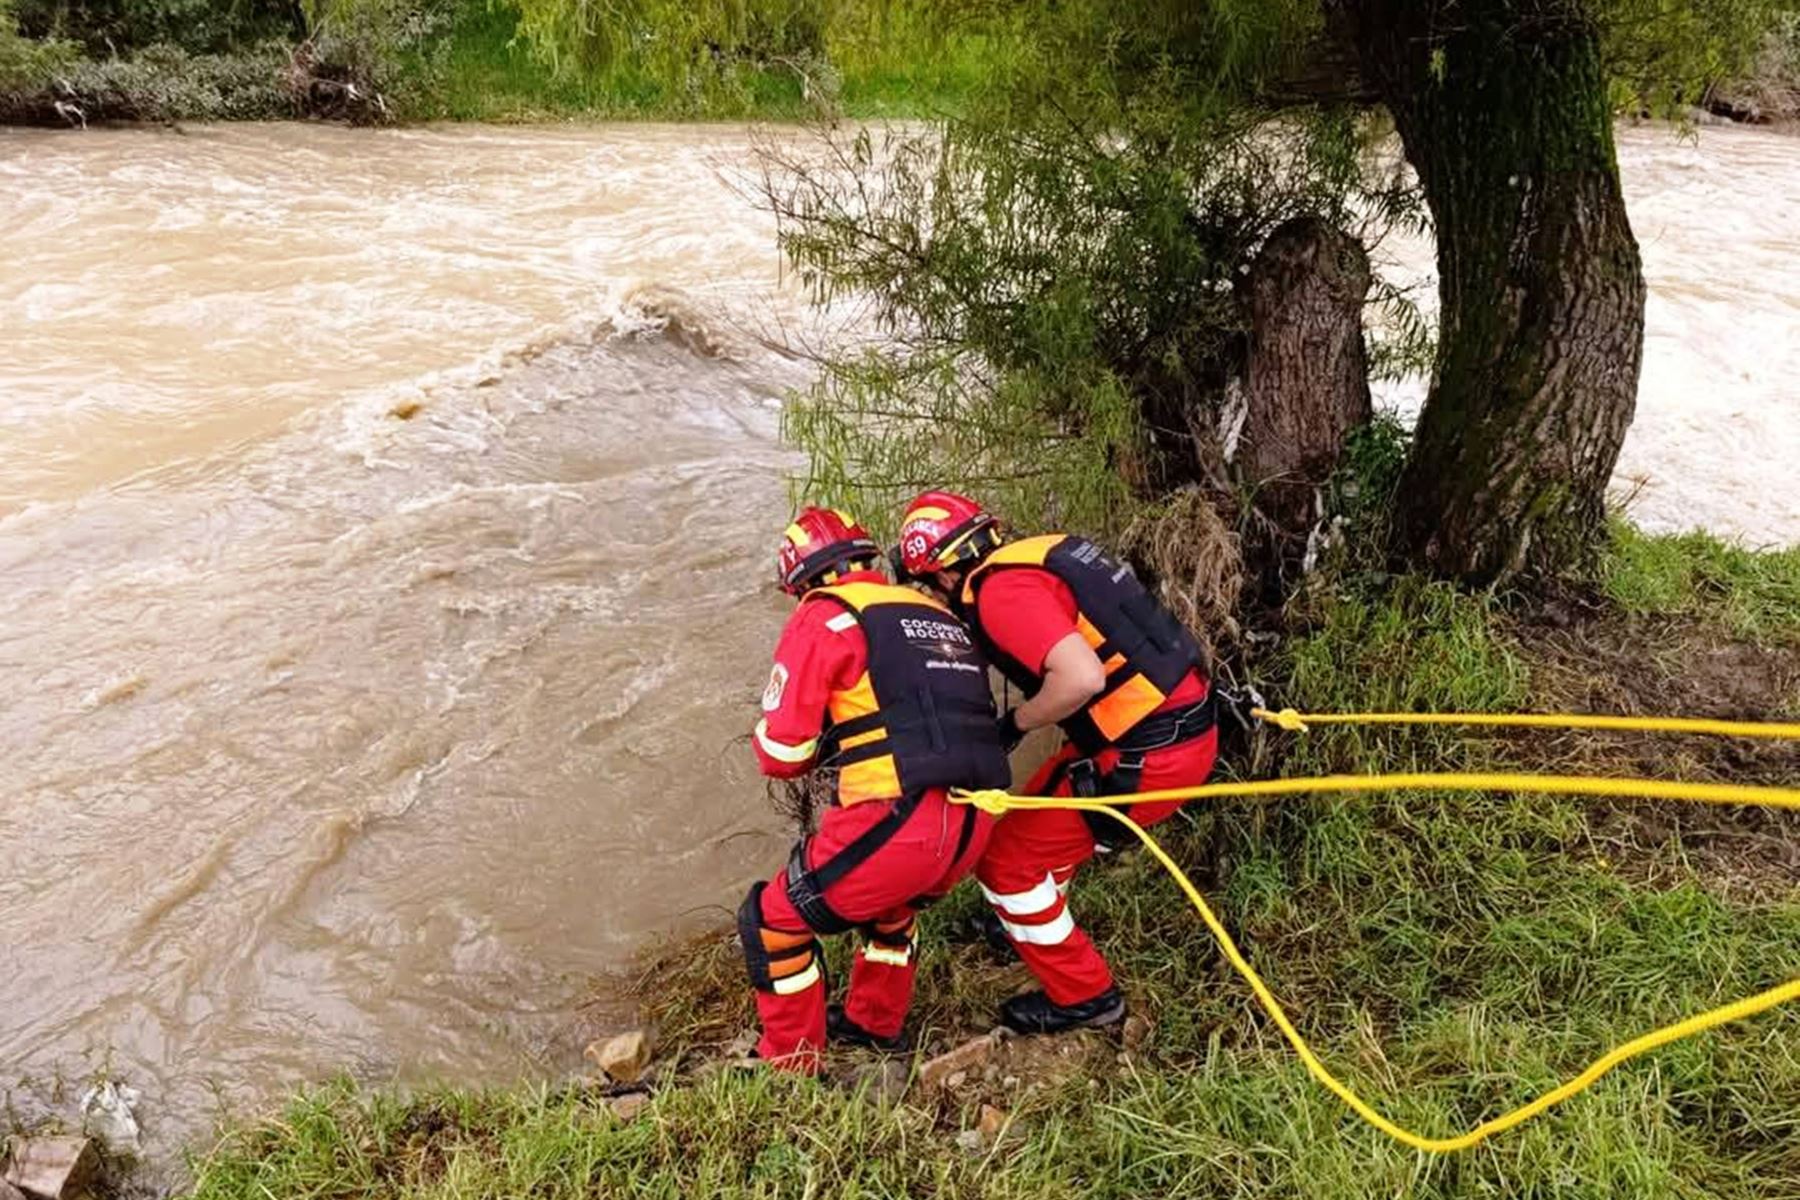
[896,490,1000,580]
[777,507,881,595]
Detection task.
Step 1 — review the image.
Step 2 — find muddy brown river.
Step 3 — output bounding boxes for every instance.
[0,121,1796,1170]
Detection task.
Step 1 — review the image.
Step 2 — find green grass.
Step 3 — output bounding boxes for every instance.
[401,2,1000,123]
[412,5,638,122]
[181,526,1800,1199]
[2,0,1004,125]
[186,1074,992,1199]
[1603,520,1800,643]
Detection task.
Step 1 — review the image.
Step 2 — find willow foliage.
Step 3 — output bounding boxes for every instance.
[507,0,867,109]
[761,0,1416,540]
[1600,0,1785,112]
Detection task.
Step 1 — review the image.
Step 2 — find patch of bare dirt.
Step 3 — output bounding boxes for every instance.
[919,1027,1122,1128]
[1512,607,1800,901]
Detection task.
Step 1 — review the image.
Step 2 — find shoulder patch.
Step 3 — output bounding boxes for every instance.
[824,612,859,633]
[761,662,790,712]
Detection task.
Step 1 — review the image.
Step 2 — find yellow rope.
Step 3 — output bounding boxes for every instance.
[1252,706,1800,741]
[950,768,1800,1153]
[1033,770,1800,813]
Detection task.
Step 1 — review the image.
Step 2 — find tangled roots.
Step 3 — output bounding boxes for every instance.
[1122,487,1245,667]
[768,772,835,835]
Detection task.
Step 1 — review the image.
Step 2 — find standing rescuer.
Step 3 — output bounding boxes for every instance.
[743,506,1014,1070]
[896,491,1219,1035]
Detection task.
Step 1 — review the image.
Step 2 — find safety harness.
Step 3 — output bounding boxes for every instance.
[783,792,983,934]
[959,534,1205,756]
[1045,694,1217,850]
[772,581,1008,937]
[954,532,1215,848]
[798,580,1011,804]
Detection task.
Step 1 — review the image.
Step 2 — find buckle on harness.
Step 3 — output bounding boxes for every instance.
[1066,756,1142,854]
[1212,682,1266,732]
[784,840,854,934]
[1114,695,1217,754]
[780,790,928,936]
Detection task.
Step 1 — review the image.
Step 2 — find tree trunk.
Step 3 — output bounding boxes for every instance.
[1337,0,1647,584]
[1237,216,1374,533]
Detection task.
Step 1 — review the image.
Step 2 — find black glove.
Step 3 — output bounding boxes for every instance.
[996,708,1026,753]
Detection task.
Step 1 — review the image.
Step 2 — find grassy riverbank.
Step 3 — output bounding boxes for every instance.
[181,523,1800,1200]
[416,2,999,122]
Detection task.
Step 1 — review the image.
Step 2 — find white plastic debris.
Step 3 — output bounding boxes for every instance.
[78,1081,142,1158]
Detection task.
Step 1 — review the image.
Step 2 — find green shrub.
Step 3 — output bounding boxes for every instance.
[11,0,303,56]
[0,39,292,121]
[1,0,76,88]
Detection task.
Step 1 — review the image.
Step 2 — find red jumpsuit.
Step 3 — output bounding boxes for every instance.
[972,569,1217,1007]
[750,570,995,1069]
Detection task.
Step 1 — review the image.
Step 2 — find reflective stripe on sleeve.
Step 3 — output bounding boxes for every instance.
[755,719,818,764]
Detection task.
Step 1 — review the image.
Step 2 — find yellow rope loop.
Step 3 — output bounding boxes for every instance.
[1256,706,1310,732]
[948,767,1800,1153]
[956,787,1014,816]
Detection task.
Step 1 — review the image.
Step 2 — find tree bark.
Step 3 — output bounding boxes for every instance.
[1237,216,1374,533]
[1335,0,1647,584]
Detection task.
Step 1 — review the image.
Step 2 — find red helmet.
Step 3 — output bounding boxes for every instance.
[778,507,881,595]
[896,490,999,579]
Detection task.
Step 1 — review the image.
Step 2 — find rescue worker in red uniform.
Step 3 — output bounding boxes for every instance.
[895,491,1218,1035]
[743,507,1014,1070]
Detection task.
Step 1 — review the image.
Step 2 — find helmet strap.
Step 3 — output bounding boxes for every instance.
[786,538,880,593]
[936,519,1003,572]
[939,563,976,614]
[798,552,882,595]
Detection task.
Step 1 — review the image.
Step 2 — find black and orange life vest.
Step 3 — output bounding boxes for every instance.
[959,534,1203,754]
[803,580,1012,805]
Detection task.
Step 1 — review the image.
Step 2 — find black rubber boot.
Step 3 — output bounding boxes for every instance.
[969,911,1019,961]
[999,986,1127,1035]
[827,1004,910,1053]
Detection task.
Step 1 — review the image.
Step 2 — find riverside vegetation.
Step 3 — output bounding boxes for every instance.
[0,0,1019,123]
[1,0,1797,125]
